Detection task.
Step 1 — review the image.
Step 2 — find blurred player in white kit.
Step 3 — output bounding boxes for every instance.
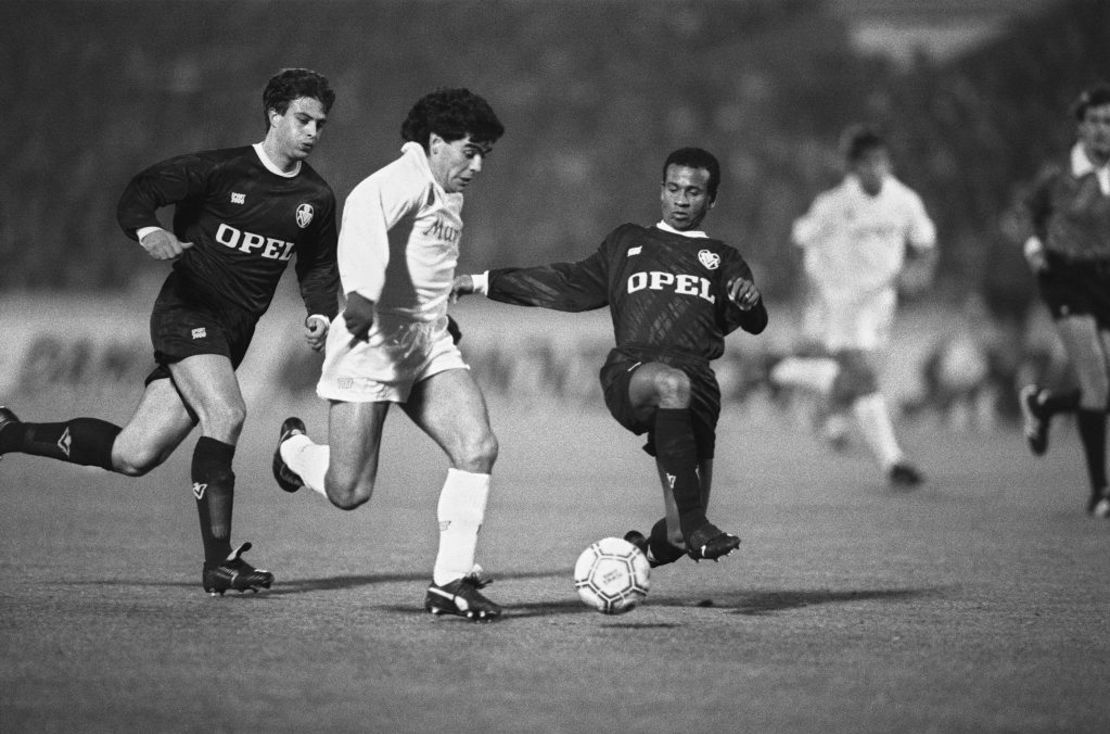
[771,125,937,487]
[271,88,507,620]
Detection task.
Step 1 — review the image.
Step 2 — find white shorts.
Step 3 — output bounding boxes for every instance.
[811,286,896,352]
[317,313,468,403]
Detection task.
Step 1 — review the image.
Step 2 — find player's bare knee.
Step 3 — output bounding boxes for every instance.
[195,402,247,443]
[325,478,372,511]
[112,443,167,477]
[455,430,498,474]
[653,368,691,408]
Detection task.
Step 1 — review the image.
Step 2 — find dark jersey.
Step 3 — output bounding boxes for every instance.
[117,145,339,318]
[487,223,768,363]
[1023,151,1110,261]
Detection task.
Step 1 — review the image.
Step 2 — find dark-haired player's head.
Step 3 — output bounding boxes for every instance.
[841,124,890,196]
[660,147,719,232]
[663,147,720,203]
[1074,83,1110,165]
[262,68,336,129]
[260,69,334,166]
[403,89,505,193]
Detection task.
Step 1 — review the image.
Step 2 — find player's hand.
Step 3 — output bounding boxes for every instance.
[304,315,330,352]
[451,274,475,302]
[727,276,761,311]
[139,229,194,261]
[343,292,375,345]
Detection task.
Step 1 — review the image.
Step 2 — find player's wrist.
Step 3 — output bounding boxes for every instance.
[305,314,331,328]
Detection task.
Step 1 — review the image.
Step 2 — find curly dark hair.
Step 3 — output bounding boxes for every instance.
[1074,82,1110,121]
[261,68,336,130]
[663,147,721,202]
[401,88,504,150]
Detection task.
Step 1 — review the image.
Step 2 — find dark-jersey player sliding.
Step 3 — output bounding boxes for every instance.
[0,68,339,594]
[453,147,767,565]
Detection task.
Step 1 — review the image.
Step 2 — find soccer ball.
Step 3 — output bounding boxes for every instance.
[573,537,651,614]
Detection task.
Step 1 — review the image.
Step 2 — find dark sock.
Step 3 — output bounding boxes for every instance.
[192,436,236,567]
[1042,389,1081,417]
[3,418,120,470]
[647,518,686,567]
[1077,409,1107,497]
[653,408,705,537]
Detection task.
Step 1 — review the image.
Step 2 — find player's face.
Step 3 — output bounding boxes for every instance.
[269,97,328,164]
[660,165,714,231]
[1078,103,1110,165]
[429,134,492,194]
[851,147,891,196]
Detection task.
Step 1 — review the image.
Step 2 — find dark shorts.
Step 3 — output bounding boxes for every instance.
[1038,255,1110,329]
[145,273,258,384]
[600,348,721,460]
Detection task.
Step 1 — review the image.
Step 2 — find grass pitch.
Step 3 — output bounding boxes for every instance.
[2,392,1109,733]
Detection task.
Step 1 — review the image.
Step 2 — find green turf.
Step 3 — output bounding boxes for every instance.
[2,393,1109,733]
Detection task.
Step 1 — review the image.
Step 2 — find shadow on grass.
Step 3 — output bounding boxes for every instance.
[718,587,942,615]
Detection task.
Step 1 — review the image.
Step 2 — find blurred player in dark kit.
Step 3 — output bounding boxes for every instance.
[453,147,766,568]
[0,68,339,593]
[272,89,507,620]
[1018,83,1110,517]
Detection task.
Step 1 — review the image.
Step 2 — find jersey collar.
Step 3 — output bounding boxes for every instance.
[1072,143,1110,194]
[655,221,709,238]
[252,143,301,178]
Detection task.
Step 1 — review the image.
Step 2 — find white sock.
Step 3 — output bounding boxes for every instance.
[433,469,491,586]
[280,434,331,498]
[770,356,839,394]
[852,393,904,470]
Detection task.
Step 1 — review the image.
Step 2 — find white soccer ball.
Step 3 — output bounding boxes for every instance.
[573,537,651,615]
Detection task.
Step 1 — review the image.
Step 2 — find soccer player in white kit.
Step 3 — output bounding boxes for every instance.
[771,125,937,487]
[271,89,506,620]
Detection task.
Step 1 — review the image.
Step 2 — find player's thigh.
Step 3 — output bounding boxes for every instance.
[113,377,196,472]
[627,362,690,413]
[325,400,390,492]
[402,368,496,471]
[1056,315,1110,406]
[168,354,247,442]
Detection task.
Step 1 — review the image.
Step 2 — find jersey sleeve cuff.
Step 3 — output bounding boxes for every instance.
[472,271,490,296]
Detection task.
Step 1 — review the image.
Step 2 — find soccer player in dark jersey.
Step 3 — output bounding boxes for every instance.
[0,68,340,593]
[1018,83,1110,517]
[453,147,767,567]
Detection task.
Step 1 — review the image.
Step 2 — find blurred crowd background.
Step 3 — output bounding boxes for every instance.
[1,0,1108,429]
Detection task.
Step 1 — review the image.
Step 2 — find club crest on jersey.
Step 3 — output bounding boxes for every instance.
[230,192,245,205]
[296,203,314,229]
[698,249,720,270]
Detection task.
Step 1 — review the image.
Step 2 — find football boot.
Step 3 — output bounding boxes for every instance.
[202,542,274,595]
[1019,385,1050,457]
[0,405,20,459]
[888,461,924,489]
[684,522,741,562]
[272,416,307,493]
[424,569,501,621]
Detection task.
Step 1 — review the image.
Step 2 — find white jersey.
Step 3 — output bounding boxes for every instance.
[339,141,465,322]
[793,174,935,297]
